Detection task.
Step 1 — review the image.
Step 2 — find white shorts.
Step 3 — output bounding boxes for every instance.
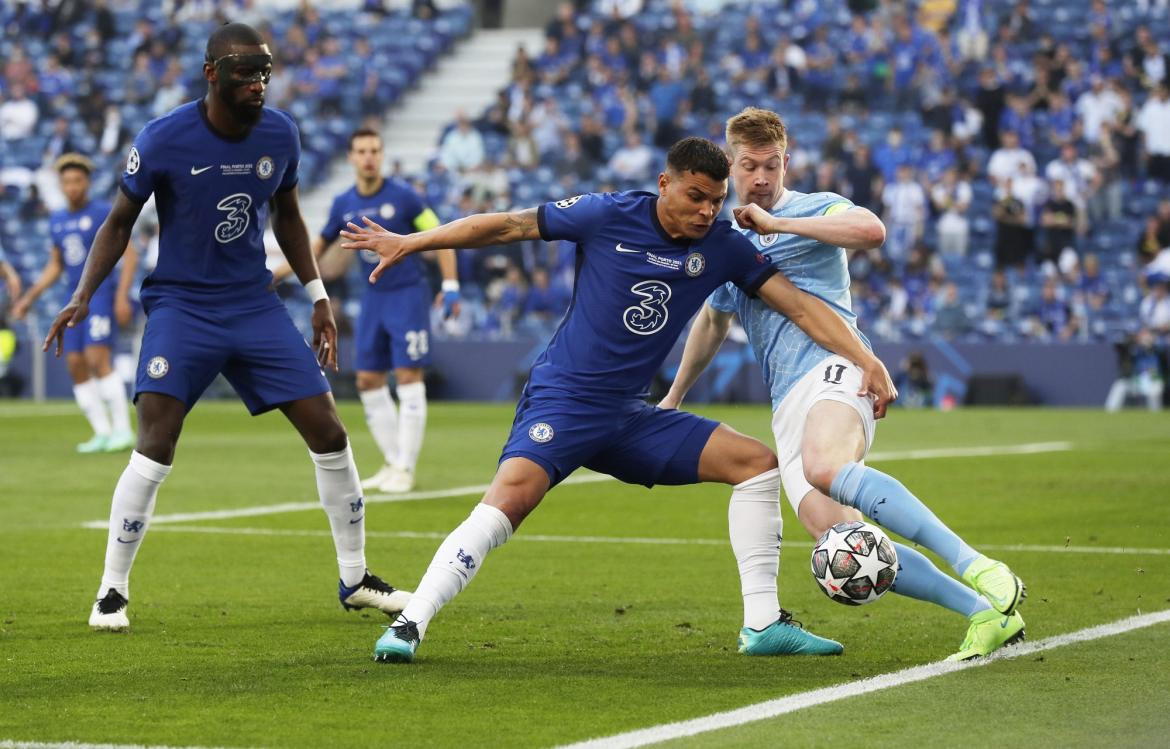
[770,354,877,514]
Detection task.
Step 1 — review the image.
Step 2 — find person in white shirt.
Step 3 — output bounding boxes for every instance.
[607,130,654,181]
[1137,83,1170,182]
[881,164,927,263]
[0,83,38,141]
[439,111,486,172]
[1045,143,1098,233]
[931,167,973,256]
[1076,76,1124,144]
[987,130,1036,188]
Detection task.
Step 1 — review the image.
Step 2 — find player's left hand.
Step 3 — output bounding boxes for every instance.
[311,299,339,371]
[732,203,779,235]
[114,296,133,327]
[858,356,897,420]
[339,216,409,283]
[42,294,89,356]
[433,289,461,319]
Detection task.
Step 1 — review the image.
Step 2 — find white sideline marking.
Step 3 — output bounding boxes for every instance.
[558,609,1170,749]
[78,441,1075,528]
[104,525,1170,558]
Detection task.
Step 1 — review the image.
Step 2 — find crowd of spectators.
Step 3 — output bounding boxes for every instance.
[411,0,1170,345]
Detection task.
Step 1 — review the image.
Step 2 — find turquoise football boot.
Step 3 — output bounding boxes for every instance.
[374,619,421,663]
[738,610,844,656]
[76,434,109,453]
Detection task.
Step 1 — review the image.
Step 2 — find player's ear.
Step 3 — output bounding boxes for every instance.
[203,60,216,84]
[657,171,669,196]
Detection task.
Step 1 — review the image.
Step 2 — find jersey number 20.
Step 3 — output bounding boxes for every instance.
[215,193,252,243]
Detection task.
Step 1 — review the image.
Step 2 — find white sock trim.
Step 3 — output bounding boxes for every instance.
[309,443,353,470]
[733,467,781,492]
[128,450,171,482]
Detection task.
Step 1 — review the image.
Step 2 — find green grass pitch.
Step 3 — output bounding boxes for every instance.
[1,400,1169,747]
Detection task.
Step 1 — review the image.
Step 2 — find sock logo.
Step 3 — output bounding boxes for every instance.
[122,519,145,533]
[350,498,364,513]
[455,548,476,570]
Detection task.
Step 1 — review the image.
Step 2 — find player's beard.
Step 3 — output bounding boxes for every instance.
[218,83,264,127]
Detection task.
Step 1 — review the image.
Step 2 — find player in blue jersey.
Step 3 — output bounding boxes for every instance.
[309,128,460,494]
[14,153,137,453]
[342,136,898,663]
[42,23,410,631]
[661,108,1026,661]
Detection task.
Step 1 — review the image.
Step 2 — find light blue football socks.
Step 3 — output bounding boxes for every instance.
[891,542,990,617]
[830,462,980,575]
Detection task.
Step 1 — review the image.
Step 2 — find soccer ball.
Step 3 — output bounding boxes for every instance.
[810,520,898,605]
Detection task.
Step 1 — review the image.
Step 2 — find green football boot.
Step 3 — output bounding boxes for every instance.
[103,430,136,452]
[945,608,1026,661]
[962,555,1026,615]
[738,610,844,656]
[76,434,109,453]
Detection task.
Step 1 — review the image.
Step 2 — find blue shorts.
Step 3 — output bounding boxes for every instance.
[354,282,432,371]
[63,288,114,354]
[499,388,720,488]
[134,296,330,415]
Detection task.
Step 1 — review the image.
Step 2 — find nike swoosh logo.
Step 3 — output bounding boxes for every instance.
[349,515,364,525]
[190,165,213,175]
[115,537,136,544]
[615,243,641,254]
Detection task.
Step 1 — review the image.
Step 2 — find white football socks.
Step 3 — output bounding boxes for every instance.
[396,503,513,638]
[98,451,170,599]
[96,371,132,434]
[310,444,367,587]
[728,468,783,630]
[73,379,112,437]
[395,381,427,474]
[359,386,398,467]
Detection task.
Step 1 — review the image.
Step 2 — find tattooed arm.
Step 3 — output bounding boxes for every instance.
[339,208,540,282]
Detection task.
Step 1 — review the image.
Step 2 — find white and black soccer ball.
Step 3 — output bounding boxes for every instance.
[810,521,898,606]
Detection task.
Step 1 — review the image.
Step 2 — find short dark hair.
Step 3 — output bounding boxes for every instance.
[666,137,729,182]
[205,22,267,61]
[348,127,381,150]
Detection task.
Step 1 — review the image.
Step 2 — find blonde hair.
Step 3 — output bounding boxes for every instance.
[54,152,94,176]
[725,107,788,155]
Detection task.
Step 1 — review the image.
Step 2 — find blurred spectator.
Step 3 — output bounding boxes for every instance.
[1039,179,1078,267]
[992,178,1033,269]
[0,83,38,140]
[843,143,881,212]
[1076,75,1123,144]
[975,67,1006,148]
[894,351,934,408]
[934,281,973,339]
[1087,122,1123,225]
[1137,215,1167,265]
[1139,278,1170,336]
[955,0,991,62]
[987,130,1035,189]
[1105,329,1165,411]
[881,164,928,265]
[931,167,972,256]
[1127,25,1170,91]
[1029,277,1079,340]
[1137,82,1170,182]
[440,110,486,171]
[1044,143,1096,231]
[982,268,1015,335]
[607,130,654,182]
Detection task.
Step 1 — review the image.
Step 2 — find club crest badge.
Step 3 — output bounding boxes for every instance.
[528,422,554,443]
[684,252,706,277]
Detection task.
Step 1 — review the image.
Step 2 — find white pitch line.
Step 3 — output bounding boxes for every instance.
[78,441,1076,529]
[107,525,1170,557]
[558,608,1170,749]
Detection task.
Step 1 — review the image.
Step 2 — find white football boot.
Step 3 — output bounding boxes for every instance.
[89,588,130,631]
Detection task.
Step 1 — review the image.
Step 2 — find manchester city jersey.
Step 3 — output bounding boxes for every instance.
[49,199,114,298]
[120,100,300,309]
[319,178,437,291]
[533,191,775,398]
[709,190,872,409]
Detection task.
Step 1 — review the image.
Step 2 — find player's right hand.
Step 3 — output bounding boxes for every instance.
[858,356,898,420]
[339,216,408,283]
[732,203,779,235]
[42,295,89,356]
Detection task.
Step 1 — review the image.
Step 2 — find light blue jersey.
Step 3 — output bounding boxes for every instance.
[708,189,871,409]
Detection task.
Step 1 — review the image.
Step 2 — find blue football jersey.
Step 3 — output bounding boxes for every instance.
[120,100,300,309]
[709,190,872,409]
[319,178,433,291]
[533,191,775,398]
[49,199,114,297]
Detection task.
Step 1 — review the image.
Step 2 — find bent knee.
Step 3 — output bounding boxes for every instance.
[730,442,778,484]
[803,457,847,495]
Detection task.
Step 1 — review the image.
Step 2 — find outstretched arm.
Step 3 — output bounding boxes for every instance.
[42,191,143,354]
[12,248,63,319]
[755,273,897,418]
[659,304,735,409]
[272,186,337,371]
[340,207,540,283]
[734,203,886,250]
